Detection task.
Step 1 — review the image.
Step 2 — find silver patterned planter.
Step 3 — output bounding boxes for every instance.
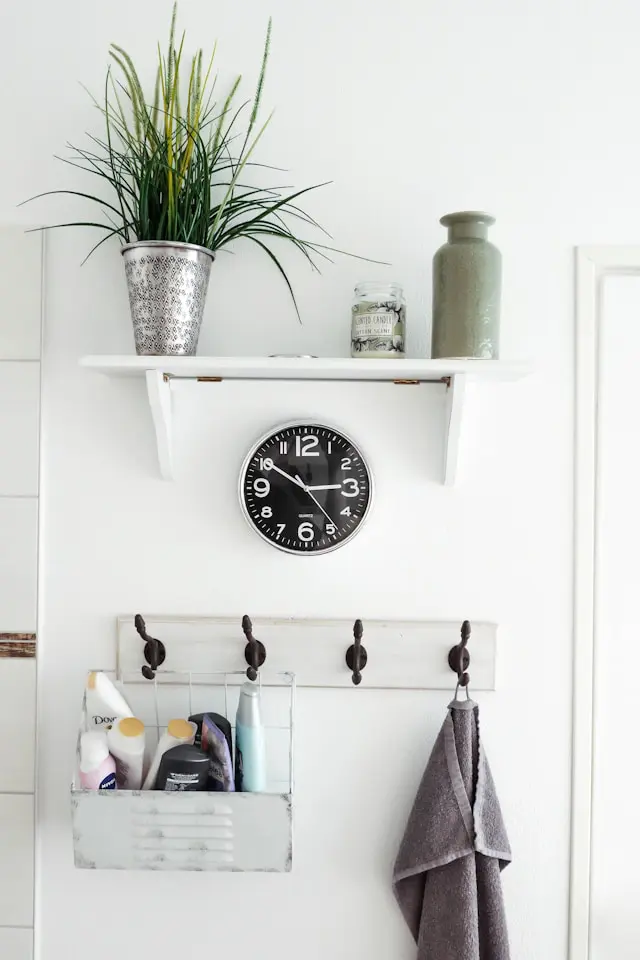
[121,241,215,356]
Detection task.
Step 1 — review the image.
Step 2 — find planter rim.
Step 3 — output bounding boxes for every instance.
[121,239,215,260]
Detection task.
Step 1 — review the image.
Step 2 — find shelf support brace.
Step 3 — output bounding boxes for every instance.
[443,373,466,485]
[145,370,173,480]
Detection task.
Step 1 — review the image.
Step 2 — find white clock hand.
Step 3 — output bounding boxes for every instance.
[268,462,305,488]
[268,464,333,527]
[306,484,341,491]
[296,476,335,527]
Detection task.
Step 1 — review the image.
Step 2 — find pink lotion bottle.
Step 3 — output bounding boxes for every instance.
[79,731,117,790]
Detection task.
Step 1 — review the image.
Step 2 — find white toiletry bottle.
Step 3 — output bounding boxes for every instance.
[142,718,197,790]
[107,717,146,790]
[84,672,133,731]
[79,731,117,790]
[235,682,266,792]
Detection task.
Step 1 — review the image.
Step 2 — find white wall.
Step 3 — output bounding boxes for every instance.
[3,0,640,957]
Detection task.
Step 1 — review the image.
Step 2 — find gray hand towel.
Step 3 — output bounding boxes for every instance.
[393,699,511,960]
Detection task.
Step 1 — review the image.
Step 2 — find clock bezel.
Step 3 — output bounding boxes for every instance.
[238,420,374,556]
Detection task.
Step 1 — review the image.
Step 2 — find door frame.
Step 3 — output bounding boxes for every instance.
[571,246,640,960]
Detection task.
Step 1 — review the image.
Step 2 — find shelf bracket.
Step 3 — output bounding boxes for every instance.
[145,370,173,480]
[443,373,467,486]
[76,357,529,482]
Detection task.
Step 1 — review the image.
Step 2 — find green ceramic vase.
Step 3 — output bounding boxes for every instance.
[431,211,501,359]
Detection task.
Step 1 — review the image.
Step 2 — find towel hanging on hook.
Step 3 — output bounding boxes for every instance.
[393,616,512,960]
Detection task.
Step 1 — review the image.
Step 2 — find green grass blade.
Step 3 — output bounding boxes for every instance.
[245,235,301,320]
[249,18,271,132]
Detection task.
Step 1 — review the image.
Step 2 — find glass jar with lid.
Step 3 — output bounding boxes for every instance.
[351,281,406,358]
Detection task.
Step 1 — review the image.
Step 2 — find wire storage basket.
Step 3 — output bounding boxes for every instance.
[71,670,295,872]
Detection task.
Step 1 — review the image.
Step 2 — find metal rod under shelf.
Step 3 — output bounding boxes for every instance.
[159,373,451,386]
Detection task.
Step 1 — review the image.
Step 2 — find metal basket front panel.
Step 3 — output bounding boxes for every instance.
[71,789,292,872]
[122,243,214,356]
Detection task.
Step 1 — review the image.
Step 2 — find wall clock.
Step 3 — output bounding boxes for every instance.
[239,422,373,554]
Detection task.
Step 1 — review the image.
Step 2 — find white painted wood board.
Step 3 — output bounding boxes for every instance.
[0,227,42,361]
[81,355,529,382]
[0,928,33,960]
[0,499,38,632]
[0,362,40,496]
[117,615,497,691]
[0,795,34,925]
[0,659,36,792]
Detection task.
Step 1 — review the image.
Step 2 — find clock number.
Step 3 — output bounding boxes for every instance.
[340,506,351,517]
[325,523,336,535]
[261,506,273,518]
[295,434,319,457]
[276,523,286,538]
[279,441,288,455]
[253,478,270,498]
[298,522,315,541]
[341,478,360,497]
[259,457,274,471]
[341,457,352,471]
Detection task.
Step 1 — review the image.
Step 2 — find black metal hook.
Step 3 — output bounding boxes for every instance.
[134,614,166,681]
[242,615,266,682]
[346,619,368,685]
[448,620,471,688]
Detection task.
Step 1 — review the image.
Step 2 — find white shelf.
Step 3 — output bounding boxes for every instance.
[80,355,530,483]
[81,354,528,382]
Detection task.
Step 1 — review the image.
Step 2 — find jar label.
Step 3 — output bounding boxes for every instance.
[351,305,405,355]
[353,311,394,338]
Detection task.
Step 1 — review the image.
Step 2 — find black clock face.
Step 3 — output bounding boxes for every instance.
[240,423,372,554]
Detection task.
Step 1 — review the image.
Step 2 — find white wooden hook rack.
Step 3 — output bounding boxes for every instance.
[80,356,530,485]
[116,615,498,690]
[70,616,498,874]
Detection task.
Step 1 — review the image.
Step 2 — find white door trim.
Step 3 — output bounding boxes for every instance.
[571,246,640,960]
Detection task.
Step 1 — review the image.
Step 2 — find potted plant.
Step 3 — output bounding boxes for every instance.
[27,7,342,356]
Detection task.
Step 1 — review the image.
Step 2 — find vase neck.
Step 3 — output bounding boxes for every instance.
[449,222,487,241]
[440,211,495,242]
